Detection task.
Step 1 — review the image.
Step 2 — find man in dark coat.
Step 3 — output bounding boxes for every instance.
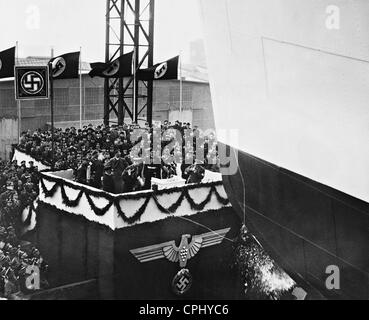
[103,165,115,194]
[76,160,88,184]
[107,151,129,194]
[185,161,206,184]
[91,152,104,189]
[121,164,140,193]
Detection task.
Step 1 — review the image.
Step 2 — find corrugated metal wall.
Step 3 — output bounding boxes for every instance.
[0,118,18,161]
[0,79,214,146]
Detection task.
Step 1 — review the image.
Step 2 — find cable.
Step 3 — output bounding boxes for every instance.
[226,146,247,226]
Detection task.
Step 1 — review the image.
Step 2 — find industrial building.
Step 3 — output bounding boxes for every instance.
[0,56,214,160]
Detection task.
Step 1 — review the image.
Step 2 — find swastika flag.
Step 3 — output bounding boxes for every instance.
[15,66,49,100]
[89,51,134,78]
[137,56,179,81]
[49,51,80,80]
[0,46,15,79]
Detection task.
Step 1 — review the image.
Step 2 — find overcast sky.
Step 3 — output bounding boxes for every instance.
[0,0,204,63]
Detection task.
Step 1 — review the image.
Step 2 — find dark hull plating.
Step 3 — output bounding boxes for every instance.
[26,203,242,300]
[221,144,369,299]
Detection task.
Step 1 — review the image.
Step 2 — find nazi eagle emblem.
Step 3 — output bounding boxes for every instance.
[130,228,230,268]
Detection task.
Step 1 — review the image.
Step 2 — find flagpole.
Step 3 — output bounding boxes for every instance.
[179,52,183,123]
[79,47,83,129]
[133,46,137,124]
[49,48,55,169]
[16,41,21,143]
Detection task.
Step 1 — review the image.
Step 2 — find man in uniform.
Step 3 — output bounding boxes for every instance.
[107,151,129,194]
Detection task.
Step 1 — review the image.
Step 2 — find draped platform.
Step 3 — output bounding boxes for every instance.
[37,169,231,229]
[21,166,241,299]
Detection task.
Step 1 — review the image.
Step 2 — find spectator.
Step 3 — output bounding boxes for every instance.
[102,165,115,194]
[91,151,104,189]
[184,160,206,184]
[16,120,220,194]
[108,151,129,194]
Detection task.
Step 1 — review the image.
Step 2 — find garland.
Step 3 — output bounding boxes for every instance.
[40,172,225,201]
[115,196,152,224]
[36,201,232,233]
[153,192,186,214]
[39,173,230,225]
[40,178,59,198]
[15,147,231,225]
[213,187,231,206]
[85,193,114,217]
[185,187,214,212]
[60,185,84,208]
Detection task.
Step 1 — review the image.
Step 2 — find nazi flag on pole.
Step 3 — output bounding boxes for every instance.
[0,46,16,79]
[137,56,179,81]
[89,51,134,78]
[49,51,80,80]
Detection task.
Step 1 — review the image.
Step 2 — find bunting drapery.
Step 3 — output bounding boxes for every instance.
[40,174,230,225]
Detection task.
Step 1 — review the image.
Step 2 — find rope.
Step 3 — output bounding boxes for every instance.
[225,147,247,226]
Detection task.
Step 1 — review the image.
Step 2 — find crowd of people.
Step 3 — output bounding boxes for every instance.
[0,120,221,298]
[0,159,39,231]
[0,159,47,299]
[17,120,219,194]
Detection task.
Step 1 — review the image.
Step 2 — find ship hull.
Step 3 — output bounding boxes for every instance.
[221,143,369,299]
[200,0,369,299]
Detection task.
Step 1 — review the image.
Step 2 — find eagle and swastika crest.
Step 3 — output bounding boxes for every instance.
[130,228,231,268]
[172,269,193,296]
[15,66,50,100]
[130,228,231,296]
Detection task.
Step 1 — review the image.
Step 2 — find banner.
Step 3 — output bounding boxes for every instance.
[0,46,15,79]
[137,56,179,81]
[15,66,50,100]
[50,51,80,79]
[89,51,134,78]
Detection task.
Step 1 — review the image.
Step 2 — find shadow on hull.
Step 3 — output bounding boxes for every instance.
[220,143,369,300]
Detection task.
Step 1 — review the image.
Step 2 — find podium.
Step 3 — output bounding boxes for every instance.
[30,170,241,299]
[151,176,186,190]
